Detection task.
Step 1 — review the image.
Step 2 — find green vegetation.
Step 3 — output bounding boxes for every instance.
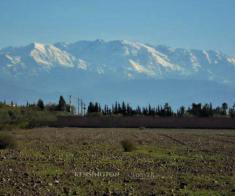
[0,133,17,149]
[87,101,235,117]
[0,96,72,130]
[1,98,235,131]
[120,139,136,152]
[0,128,234,195]
[0,97,235,194]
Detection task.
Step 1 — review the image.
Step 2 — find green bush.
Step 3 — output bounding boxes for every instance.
[0,110,11,124]
[0,106,67,129]
[18,121,30,129]
[0,124,14,131]
[29,112,57,128]
[0,134,17,149]
[120,139,136,152]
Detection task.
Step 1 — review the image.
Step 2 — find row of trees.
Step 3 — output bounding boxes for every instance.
[88,102,174,117]
[2,97,235,117]
[1,96,72,113]
[33,96,71,112]
[87,101,235,117]
[0,96,73,129]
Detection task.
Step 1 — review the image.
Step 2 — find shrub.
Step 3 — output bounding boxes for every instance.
[0,124,14,131]
[20,111,58,129]
[18,121,30,129]
[0,110,11,124]
[0,134,17,149]
[120,139,136,152]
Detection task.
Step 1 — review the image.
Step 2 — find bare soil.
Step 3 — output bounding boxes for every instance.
[0,128,235,195]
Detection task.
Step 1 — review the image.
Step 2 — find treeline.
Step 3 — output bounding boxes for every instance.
[87,101,235,117]
[30,96,74,113]
[1,96,235,126]
[2,96,74,113]
[0,96,72,130]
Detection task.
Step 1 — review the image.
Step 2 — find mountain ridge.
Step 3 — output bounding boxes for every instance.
[1,39,235,83]
[0,39,235,106]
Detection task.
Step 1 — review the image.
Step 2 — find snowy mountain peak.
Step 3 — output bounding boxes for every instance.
[32,42,45,50]
[30,43,75,68]
[0,39,235,84]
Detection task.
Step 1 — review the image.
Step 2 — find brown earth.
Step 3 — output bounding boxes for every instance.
[0,128,235,195]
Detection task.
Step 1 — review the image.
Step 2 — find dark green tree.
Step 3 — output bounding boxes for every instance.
[221,102,228,115]
[87,102,94,113]
[229,104,235,117]
[58,96,66,111]
[37,99,44,110]
[177,106,185,117]
[163,103,173,116]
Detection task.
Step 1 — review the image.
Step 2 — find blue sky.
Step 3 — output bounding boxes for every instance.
[0,0,235,55]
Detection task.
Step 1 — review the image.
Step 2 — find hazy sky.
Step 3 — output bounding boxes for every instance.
[0,0,235,55]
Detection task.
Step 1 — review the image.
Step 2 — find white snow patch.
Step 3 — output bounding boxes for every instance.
[7,64,15,68]
[129,59,155,76]
[97,66,105,74]
[127,72,133,78]
[78,59,88,70]
[203,50,212,64]
[34,42,46,53]
[140,44,179,70]
[121,40,142,50]
[227,57,235,65]
[5,54,21,65]
[190,53,201,71]
[122,41,181,71]
[30,44,75,68]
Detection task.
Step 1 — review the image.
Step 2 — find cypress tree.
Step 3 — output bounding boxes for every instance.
[58,96,66,111]
[37,99,44,110]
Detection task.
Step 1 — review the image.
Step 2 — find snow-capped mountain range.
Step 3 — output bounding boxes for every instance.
[1,39,235,83]
[0,39,235,106]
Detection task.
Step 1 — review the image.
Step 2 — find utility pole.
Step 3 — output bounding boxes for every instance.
[77,97,86,116]
[77,97,80,116]
[81,99,83,116]
[69,95,72,113]
[83,103,86,116]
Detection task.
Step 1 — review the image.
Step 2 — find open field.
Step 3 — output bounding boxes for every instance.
[0,128,235,195]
